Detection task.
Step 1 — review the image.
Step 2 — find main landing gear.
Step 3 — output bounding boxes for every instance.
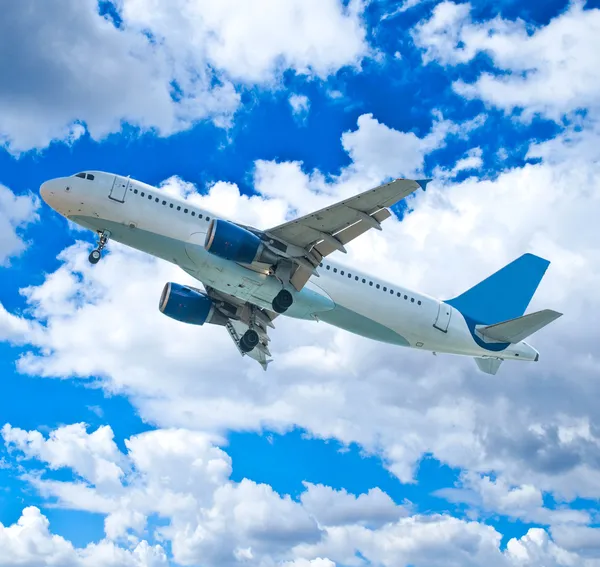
[88,230,110,265]
[272,289,293,314]
[239,329,259,353]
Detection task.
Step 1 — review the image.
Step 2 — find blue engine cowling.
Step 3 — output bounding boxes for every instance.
[159,282,226,326]
[204,219,263,264]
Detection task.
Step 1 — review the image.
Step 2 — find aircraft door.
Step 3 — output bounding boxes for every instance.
[433,302,452,332]
[109,176,129,203]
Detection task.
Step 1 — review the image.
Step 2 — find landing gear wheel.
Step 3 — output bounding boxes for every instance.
[239,329,260,353]
[272,289,293,314]
[88,249,101,264]
[88,230,111,265]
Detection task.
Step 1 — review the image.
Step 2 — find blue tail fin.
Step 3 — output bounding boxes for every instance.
[445,253,550,325]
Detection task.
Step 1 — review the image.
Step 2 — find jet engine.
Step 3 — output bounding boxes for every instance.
[205,219,278,265]
[159,282,227,326]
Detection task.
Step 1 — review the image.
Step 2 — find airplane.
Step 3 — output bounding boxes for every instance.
[39,171,562,374]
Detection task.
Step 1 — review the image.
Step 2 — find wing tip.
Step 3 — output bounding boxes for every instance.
[416,179,432,191]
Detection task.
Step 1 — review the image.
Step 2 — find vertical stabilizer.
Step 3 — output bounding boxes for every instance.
[446,254,550,325]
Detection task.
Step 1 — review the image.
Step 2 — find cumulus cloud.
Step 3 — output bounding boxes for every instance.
[118,0,369,84]
[0,506,168,567]
[300,484,406,528]
[435,472,592,526]
[3,423,126,488]
[5,423,600,567]
[412,1,600,121]
[0,0,369,152]
[0,184,39,265]
[341,112,485,180]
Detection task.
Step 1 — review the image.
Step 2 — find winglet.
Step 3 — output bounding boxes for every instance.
[416,179,432,191]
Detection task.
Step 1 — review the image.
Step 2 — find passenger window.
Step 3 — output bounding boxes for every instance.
[362,278,366,283]
[326,265,331,270]
[397,292,401,297]
[191,211,195,216]
[376,284,380,289]
[383,287,387,292]
[348,273,352,278]
[87,174,95,180]
[177,206,181,211]
[411,298,415,303]
[333,268,338,273]
[390,290,394,294]
[184,208,188,213]
[319,263,323,267]
[155,198,159,202]
[170,204,174,208]
[355,276,359,281]
[134,189,138,194]
[75,173,86,179]
[418,300,422,305]
[141,192,145,197]
[148,195,152,200]
[206,217,210,221]
[369,281,373,286]
[162,200,166,205]
[341,271,344,276]
[199,214,203,219]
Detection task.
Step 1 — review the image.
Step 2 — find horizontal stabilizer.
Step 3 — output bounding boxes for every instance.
[474,357,503,375]
[476,309,563,344]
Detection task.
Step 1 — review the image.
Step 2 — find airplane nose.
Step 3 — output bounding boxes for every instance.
[39,180,51,203]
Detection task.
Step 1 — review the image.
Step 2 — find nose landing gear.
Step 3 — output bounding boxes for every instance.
[88,230,111,265]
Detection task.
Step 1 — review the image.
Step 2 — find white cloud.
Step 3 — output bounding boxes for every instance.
[3,423,126,488]
[412,1,600,121]
[450,147,483,174]
[289,94,311,122]
[341,112,485,181]
[0,506,168,567]
[0,184,39,265]
[119,0,369,84]
[282,560,337,567]
[6,423,600,567]
[436,472,591,526]
[550,525,600,558]
[300,484,405,527]
[0,0,369,153]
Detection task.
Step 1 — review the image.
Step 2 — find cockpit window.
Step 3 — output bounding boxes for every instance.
[74,172,95,180]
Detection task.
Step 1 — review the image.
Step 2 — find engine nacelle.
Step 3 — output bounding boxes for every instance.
[205,219,278,265]
[159,282,226,326]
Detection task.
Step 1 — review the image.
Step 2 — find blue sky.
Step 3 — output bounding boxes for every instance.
[1,1,600,565]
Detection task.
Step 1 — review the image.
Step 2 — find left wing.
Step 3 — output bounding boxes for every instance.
[205,286,276,370]
[264,178,429,291]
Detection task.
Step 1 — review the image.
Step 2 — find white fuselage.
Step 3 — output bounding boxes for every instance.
[39,172,539,363]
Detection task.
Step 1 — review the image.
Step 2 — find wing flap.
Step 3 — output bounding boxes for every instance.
[476,309,563,344]
[314,208,391,256]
